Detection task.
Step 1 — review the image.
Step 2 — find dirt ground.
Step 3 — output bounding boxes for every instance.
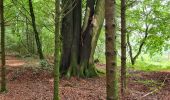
[0,56,170,100]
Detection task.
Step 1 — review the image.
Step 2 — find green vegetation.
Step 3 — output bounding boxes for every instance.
[0,0,170,99]
[129,55,170,71]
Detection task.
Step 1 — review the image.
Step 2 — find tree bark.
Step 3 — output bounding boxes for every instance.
[53,0,60,99]
[60,0,104,77]
[88,0,104,72]
[60,0,77,75]
[79,0,104,77]
[69,0,82,76]
[105,0,118,99]
[121,0,127,98]
[0,0,7,92]
[28,0,44,60]
[79,0,96,77]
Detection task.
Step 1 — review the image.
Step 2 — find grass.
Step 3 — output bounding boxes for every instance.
[127,58,170,71]
[94,51,170,72]
[132,53,170,71]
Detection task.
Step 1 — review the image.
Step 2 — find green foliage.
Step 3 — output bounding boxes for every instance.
[127,0,170,55]
[2,0,170,73]
[4,0,55,55]
[3,0,169,63]
[39,60,52,70]
[128,54,170,71]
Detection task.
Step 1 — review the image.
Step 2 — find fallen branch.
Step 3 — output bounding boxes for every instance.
[139,74,168,99]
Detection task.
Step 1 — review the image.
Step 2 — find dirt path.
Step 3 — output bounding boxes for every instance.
[0,56,169,100]
[5,56,26,68]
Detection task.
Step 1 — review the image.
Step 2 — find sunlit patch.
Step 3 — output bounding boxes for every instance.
[49,79,54,83]
[6,60,25,67]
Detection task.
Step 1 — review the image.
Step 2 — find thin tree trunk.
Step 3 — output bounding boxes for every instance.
[26,18,29,52]
[53,0,60,99]
[121,0,127,98]
[127,34,134,65]
[0,0,7,92]
[105,0,118,99]
[28,0,44,60]
[127,24,149,65]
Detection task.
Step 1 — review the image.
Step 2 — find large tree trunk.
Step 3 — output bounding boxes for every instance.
[79,0,96,77]
[53,0,60,99]
[88,0,104,75]
[69,0,82,76]
[105,0,118,99]
[28,0,44,60]
[60,0,78,76]
[0,0,7,92]
[60,0,104,77]
[121,0,127,98]
[79,0,104,77]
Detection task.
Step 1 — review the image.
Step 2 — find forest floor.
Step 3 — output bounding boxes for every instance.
[0,55,170,100]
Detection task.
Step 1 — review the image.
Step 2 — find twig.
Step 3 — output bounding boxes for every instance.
[140,88,158,99]
[139,74,168,99]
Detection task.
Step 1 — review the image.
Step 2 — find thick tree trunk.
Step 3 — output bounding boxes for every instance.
[69,0,82,76]
[88,0,104,72]
[82,0,95,35]
[53,0,60,99]
[121,0,127,98]
[28,0,44,60]
[79,0,95,77]
[79,0,104,77]
[0,0,7,92]
[105,0,118,99]
[60,0,76,75]
[61,0,104,77]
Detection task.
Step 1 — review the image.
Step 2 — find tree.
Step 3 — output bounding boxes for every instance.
[0,0,7,92]
[105,0,118,99]
[126,0,170,65]
[121,0,127,97]
[28,0,44,60]
[60,0,81,77]
[126,0,152,65]
[61,0,105,77]
[53,0,60,99]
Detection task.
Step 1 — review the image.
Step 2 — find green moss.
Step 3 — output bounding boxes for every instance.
[63,61,100,78]
[86,64,99,77]
[79,66,85,78]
